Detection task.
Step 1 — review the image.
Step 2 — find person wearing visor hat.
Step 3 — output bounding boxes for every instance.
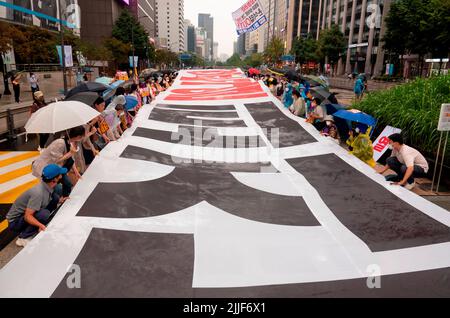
[6,164,69,247]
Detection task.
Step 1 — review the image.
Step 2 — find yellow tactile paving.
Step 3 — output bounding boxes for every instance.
[0,179,40,204]
[0,152,39,168]
[0,219,8,233]
[0,165,33,184]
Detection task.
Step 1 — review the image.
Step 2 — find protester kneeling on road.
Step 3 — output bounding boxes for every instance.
[377,133,429,190]
[6,164,69,247]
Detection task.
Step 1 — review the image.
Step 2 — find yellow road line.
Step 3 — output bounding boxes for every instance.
[0,152,39,168]
[0,165,32,184]
[0,219,8,233]
[0,179,40,204]
[0,152,11,156]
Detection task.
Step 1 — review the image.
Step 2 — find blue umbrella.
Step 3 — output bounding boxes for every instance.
[124,95,138,110]
[110,80,125,89]
[324,103,348,116]
[95,77,113,85]
[102,80,125,100]
[333,109,377,127]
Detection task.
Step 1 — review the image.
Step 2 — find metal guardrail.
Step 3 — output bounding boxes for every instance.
[10,64,78,73]
[0,104,31,140]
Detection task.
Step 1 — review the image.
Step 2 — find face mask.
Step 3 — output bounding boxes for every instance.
[388,145,393,150]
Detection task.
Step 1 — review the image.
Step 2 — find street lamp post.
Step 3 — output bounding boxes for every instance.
[131,23,135,77]
[58,0,68,95]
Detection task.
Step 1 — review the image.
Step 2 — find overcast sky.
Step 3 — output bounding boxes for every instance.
[184,0,244,57]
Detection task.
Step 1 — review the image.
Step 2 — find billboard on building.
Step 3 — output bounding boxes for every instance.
[0,0,78,30]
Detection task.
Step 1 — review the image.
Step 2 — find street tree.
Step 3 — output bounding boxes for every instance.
[317,24,346,73]
[104,37,131,69]
[226,53,243,67]
[0,21,13,95]
[264,37,285,65]
[12,25,58,64]
[291,35,319,65]
[383,0,450,75]
[112,9,154,60]
[155,49,179,69]
[243,53,264,68]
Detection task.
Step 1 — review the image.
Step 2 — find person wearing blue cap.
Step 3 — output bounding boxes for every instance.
[6,164,69,247]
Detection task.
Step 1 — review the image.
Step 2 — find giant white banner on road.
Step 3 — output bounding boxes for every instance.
[0,69,449,298]
[232,0,268,35]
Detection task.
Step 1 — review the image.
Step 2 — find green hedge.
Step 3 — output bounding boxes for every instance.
[354,75,450,165]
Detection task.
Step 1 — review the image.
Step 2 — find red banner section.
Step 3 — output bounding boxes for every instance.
[165,69,268,101]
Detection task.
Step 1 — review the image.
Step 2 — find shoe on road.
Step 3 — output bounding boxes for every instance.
[15,237,33,247]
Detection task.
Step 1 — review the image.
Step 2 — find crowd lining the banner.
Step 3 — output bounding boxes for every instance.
[5,68,430,248]
[247,69,429,191]
[5,71,178,247]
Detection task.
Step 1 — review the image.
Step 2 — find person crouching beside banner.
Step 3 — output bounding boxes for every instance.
[377,133,429,190]
[6,164,69,247]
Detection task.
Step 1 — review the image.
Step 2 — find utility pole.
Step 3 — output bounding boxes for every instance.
[58,0,68,95]
[267,0,272,48]
[131,23,136,78]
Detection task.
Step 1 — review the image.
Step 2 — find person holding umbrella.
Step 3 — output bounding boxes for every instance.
[30,91,49,150]
[31,126,86,198]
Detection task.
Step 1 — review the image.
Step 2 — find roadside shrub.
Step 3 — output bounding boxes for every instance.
[354,75,450,165]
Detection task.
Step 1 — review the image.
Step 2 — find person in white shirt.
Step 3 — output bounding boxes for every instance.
[29,72,39,96]
[377,133,429,190]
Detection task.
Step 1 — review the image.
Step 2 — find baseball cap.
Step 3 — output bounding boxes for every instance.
[42,164,67,179]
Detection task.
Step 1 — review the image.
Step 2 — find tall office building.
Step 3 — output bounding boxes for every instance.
[155,0,185,52]
[137,0,156,38]
[237,33,246,57]
[273,0,289,44]
[195,27,207,58]
[213,42,218,61]
[286,0,392,76]
[244,0,288,54]
[198,13,213,61]
[184,19,196,53]
[78,0,136,45]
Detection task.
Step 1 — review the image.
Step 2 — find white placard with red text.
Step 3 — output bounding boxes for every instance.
[373,126,402,161]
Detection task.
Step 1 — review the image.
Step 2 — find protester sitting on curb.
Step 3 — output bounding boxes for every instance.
[289,90,306,117]
[31,126,85,197]
[320,116,340,144]
[282,82,294,108]
[349,127,376,167]
[346,128,359,151]
[6,164,69,247]
[104,104,125,139]
[307,100,327,131]
[377,133,429,190]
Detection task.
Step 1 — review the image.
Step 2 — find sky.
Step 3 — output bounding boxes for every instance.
[184,0,244,57]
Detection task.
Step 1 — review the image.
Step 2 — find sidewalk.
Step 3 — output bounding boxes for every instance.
[328,76,400,92]
[0,72,71,109]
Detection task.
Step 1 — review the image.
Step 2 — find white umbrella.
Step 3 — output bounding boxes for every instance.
[25,101,100,134]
